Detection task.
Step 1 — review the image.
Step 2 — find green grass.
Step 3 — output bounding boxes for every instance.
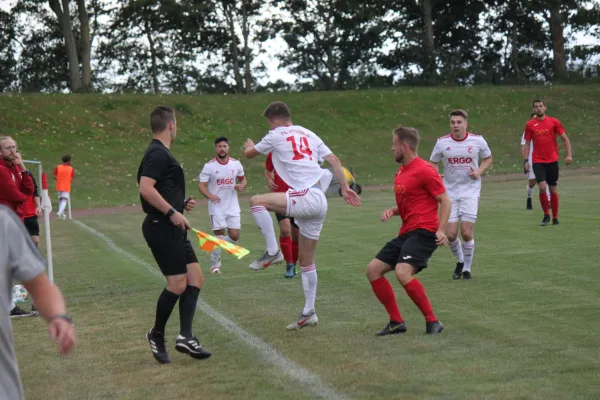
[12,174,600,399]
[2,86,600,208]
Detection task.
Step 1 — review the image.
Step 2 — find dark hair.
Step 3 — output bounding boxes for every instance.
[62,154,72,163]
[532,100,545,107]
[449,109,468,120]
[150,106,175,133]
[262,101,291,120]
[394,126,420,150]
[215,136,229,145]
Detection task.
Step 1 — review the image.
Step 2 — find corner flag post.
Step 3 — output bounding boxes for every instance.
[41,173,54,282]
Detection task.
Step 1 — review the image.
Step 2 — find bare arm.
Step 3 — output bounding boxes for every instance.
[235,176,246,192]
[561,134,573,163]
[479,156,493,175]
[198,181,217,202]
[435,191,451,234]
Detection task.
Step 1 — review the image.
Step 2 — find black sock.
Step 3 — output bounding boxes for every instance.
[179,285,200,338]
[153,289,180,334]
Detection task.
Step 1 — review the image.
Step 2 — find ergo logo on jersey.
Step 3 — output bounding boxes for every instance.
[448,157,473,164]
[216,178,235,185]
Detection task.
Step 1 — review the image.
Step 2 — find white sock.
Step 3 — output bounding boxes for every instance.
[462,240,475,272]
[527,185,534,198]
[251,206,278,255]
[224,235,237,244]
[58,199,67,215]
[210,235,224,267]
[449,238,464,263]
[301,264,317,314]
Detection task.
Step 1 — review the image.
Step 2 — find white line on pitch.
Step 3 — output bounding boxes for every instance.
[73,220,348,400]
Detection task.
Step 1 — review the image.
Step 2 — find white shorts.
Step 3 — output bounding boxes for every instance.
[449,197,479,223]
[285,187,328,240]
[57,191,70,200]
[527,157,536,180]
[210,214,241,231]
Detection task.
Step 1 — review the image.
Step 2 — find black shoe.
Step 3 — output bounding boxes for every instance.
[526,198,532,210]
[541,215,551,226]
[453,262,464,280]
[175,335,212,359]
[10,306,31,318]
[552,218,559,226]
[147,329,170,364]
[462,271,471,280]
[30,305,39,316]
[376,321,407,336]
[426,320,444,335]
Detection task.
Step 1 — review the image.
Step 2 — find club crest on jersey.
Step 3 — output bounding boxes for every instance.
[468,146,473,153]
[446,147,451,151]
[232,170,236,175]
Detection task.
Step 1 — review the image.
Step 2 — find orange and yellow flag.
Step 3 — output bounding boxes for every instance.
[192,229,250,259]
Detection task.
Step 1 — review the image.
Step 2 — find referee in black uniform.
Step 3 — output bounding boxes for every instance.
[137,106,211,364]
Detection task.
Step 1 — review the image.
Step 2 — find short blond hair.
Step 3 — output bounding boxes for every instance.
[449,109,468,120]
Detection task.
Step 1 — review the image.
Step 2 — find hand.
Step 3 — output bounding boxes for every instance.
[36,206,43,218]
[234,184,245,192]
[469,167,482,180]
[524,162,531,172]
[184,198,196,213]
[48,318,76,355]
[170,211,191,230]
[341,187,361,207]
[14,152,25,170]
[210,195,221,204]
[435,230,447,246]
[565,155,573,165]
[381,208,395,222]
[243,139,255,153]
[266,177,278,191]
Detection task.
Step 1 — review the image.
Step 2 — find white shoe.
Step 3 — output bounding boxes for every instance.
[286,310,318,330]
[249,250,284,270]
[210,266,221,274]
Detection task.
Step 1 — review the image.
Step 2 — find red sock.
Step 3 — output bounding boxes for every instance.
[550,192,559,219]
[539,193,550,216]
[370,277,403,323]
[292,241,299,265]
[403,278,437,323]
[279,236,293,264]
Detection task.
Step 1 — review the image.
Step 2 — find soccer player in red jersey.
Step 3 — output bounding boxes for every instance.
[366,126,451,336]
[524,100,573,226]
[265,152,300,278]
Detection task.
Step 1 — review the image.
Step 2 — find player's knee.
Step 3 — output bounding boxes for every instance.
[279,223,291,236]
[31,236,40,247]
[366,260,383,281]
[249,195,263,207]
[394,264,414,286]
[446,232,457,243]
[461,232,473,242]
[229,232,240,242]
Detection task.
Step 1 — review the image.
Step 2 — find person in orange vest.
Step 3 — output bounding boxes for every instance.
[53,154,75,220]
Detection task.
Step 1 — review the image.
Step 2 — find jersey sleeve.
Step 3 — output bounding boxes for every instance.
[423,165,446,198]
[520,132,526,145]
[315,140,332,161]
[199,164,211,183]
[265,153,274,172]
[0,167,29,203]
[429,140,443,163]
[479,137,492,158]
[3,207,46,283]
[554,119,566,136]
[254,132,275,154]
[237,162,245,177]
[140,149,168,182]
[524,124,533,142]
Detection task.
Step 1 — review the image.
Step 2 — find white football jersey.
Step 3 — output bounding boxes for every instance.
[520,132,534,162]
[430,133,492,199]
[199,157,245,215]
[255,125,333,190]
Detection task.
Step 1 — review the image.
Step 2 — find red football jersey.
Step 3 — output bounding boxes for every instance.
[524,116,565,163]
[265,152,290,193]
[394,157,446,236]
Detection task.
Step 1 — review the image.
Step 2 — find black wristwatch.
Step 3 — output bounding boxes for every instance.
[524,159,529,164]
[50,314,73,325]
[165,207,176,217]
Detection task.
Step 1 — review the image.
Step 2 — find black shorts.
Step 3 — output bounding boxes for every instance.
[532,162,559,186]
[375,229,438,272]
[142,214,198,276]
[23,216,40,237]
[275,212,298,228]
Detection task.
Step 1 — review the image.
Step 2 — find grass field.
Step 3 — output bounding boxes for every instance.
[11,174,600,400]
[2,85,600,208]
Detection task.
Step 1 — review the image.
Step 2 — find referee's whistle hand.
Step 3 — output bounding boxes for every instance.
[185,199,196,212]
[170,211,192,230]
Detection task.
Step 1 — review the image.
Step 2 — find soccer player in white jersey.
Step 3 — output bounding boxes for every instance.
[244,101,361,330]
[521,114,550,210]
[429,109,493,280]
[198,136,246,274]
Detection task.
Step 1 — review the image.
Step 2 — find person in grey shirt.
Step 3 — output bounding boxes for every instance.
[0,205,76,400]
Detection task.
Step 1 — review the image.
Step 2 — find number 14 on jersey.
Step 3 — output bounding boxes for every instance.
[287,136,313,160]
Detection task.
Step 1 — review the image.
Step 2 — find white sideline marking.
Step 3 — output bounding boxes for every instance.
[73,220,348,400]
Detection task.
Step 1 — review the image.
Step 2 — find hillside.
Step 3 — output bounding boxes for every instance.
[2,86,599,208]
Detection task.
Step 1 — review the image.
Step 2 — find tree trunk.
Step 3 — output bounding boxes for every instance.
[77,0,92,91]
[549,0,567,82]
[225,3,243,93]
[143,16,160,93]
[241,1,251,93]
[421,0,436,85]
[49,0,82,92]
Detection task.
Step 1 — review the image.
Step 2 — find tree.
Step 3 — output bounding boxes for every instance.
[0,10,18,92]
